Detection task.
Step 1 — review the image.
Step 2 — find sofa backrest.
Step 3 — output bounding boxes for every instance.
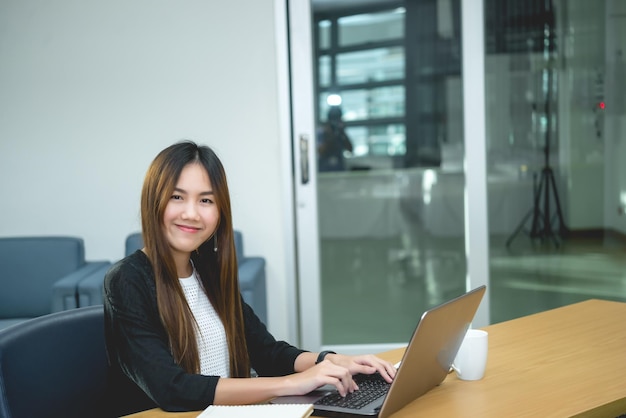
[0,237,85,318]
[233,230,244,266]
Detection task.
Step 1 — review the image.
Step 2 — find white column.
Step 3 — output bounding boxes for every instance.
[462,0,491,327]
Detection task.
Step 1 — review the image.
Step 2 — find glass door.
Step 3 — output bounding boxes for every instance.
[291,0,488,352]
[290,0,626,353]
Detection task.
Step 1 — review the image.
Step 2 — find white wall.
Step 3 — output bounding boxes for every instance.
[0,0,296,340]
[557,0,607,230]
[556,0,626,234]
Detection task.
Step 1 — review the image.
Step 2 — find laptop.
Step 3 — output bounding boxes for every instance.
[272,285,486,418]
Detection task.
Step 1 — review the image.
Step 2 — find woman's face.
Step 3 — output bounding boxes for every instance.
[162,162,219,262]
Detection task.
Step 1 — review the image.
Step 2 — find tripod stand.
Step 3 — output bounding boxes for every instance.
[505,161,568,248]
[506,70,568,248]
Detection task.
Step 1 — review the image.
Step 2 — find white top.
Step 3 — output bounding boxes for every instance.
[179,268,230,377]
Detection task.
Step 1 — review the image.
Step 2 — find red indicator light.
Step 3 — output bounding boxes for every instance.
[598,102,605,110]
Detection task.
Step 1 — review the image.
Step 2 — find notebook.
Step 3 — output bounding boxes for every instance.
[198,403,313,418]
[272,285,486,418]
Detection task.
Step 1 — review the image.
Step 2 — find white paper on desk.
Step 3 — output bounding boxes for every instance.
[197,403,313,418]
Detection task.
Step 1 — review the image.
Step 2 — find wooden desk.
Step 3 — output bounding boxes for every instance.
[125,299,626,417]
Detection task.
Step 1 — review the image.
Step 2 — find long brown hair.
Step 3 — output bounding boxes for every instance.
[140,140,250,377]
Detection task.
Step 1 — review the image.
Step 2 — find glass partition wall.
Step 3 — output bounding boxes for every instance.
[310,0,626,349]
[486,0,626,322]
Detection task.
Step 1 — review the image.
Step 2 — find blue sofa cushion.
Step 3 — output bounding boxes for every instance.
[0,237,86,318]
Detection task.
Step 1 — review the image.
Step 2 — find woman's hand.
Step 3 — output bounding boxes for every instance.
[284,360,358,397]
[325,353,396,383]
[287,351,396,400]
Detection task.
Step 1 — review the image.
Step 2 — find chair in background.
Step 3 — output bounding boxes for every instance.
[124,231,268,324]
[78,230,268,325]
[0,236,111,331]
[233,230,267,325]
[73,233,142,308]
[0,305,111,418]
[125,232,143,257]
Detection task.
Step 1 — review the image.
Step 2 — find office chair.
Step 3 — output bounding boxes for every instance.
[0,305,111,418]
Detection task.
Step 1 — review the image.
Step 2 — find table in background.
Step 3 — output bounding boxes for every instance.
[124,299,626,418]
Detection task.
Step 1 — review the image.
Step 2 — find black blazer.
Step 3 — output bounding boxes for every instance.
[103,250,304,414]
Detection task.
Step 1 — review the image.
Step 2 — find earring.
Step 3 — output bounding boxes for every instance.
[213,231,218,252]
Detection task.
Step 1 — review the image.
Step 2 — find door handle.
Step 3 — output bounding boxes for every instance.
[300,134,310,184]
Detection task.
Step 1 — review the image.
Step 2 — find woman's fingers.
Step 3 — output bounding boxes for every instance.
[291,354,396,398]
[342,354,397,382]
[317,360,357,396]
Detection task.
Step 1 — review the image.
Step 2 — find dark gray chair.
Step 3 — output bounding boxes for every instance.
[0,305,112,418]
[0,237,111,330]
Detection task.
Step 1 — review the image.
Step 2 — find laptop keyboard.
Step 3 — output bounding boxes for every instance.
[315,373,391,410]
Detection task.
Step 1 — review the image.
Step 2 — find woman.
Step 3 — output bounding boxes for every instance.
[104,141,395,414]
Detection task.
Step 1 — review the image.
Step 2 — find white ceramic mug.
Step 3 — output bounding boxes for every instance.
[451,329,488,381]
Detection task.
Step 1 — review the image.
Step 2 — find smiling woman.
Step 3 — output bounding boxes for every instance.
[102,140,396,416]
[162,163,219,276]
